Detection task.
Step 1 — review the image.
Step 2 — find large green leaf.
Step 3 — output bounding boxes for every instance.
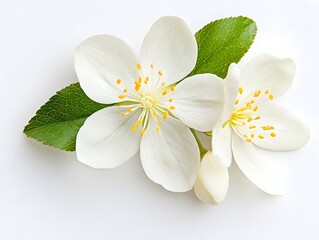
[23,83,108,151]
[189,16,257,78]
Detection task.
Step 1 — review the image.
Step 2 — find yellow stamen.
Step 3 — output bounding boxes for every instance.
[265,90,269,94]
[247,117,252,122]
[251,134,255,138]
[161,82,166,87]
[120,112,125,117]
[169,98,173,102]
[118,95,126,99]
[258,135,264,139]
[156,127,160,132]
[138,77,142,83]
[270,132,276,137]
[158,71,162,76]
[116,79,121,85]
[150,64,154,69]
[253,106,258,112]
[163,111,168,119]
[254,90,261,97]
[136,119,142,126]
[131,125,137,131]
[128,108,132,113]
[152,110,157,116]
[254,116,261,120]
[170,106,175,110]
[238,87,243,94]
[269,94,274,100]
[123,88,128,93]
[137,64,142,70]
[170,85,175,92]
[140,129,145,135]
[162,90,168,96]
[249,125,256,129]
[235,99,239,105]
[246,139,252,143]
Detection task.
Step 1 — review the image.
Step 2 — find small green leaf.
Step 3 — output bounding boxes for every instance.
[189,16,257,78]
[24,83,109,151]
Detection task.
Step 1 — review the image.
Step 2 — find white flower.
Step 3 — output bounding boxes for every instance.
[195,54,310,203]
[74,16,224,192]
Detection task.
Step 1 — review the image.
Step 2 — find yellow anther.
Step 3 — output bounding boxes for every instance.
[163,111,168,119]
[269,94,274,100]
[135,81,141,87]
[123,88,128,93]
[170,106,175,110]
[140,129,145,135]
[254,116,261,120]
[169,98,173,102]
[158,71,163,76]
[235,99,239,105]
[270,132,276,137]
[170,85,175,92]
[244,134,248,138]
[238,87,243,94]
[116,79,121,85]
[242,122,246,125]
[152,110,157,116]
[161,82,166,86]
[135,86,140,92]
[250,100,255,104]
[249,125,256,129]
[247,117,253,122]
[258,135,264,139]
[138,77,142,83]
[159,121,163,125]
[254,90,261,97]
[118,95,126,99]
[128,108,132,113]
[156,127,160,132]
[253,106,258,112]
[265,90,269,94]
[136,119,142,126]
[162,90,168,96]
[131,125,137,131]
[251,134,255,138]
[246,102,252,107]
[121,112,126,117]
[145,76,149,81]
[150,63,154,69]
[246,139,252,143]
[137,64,142,70]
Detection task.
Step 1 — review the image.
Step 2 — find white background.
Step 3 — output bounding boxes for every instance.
[1,0,318,239]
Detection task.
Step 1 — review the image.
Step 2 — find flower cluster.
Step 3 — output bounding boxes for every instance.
[74,16,309,203]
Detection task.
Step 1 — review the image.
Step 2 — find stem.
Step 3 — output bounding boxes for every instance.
[190,129,208,160]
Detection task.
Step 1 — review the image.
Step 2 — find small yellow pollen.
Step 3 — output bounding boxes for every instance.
[254,90,261,97]
[156,127,160,132]
[128,108,132,113]
[137,64,142,70]
[270,132,276,137]
[235,99,239,105]
[170,106,175,110]
[253,106,258,112]
[265,90,269,94]
[161,82,166,87]
[238,87,243,94]
[158,71,163,76]
[251,134,255,138]
[170,85,175,92]
[269,94,274,100]
[138,77,142,83]
[162,90,168,96]
[123,88,128,93]
[244,134,248,138]
[116,79,121,85]
[246,139,252,143]
[258,135,264,139]
[254,116,261,120]
[152,110,157,116]
[247,117,253,122]
[169,98,173,102]
[131,125,137,131]
[249,125,256,129]
[120,112,126,117]
[163,111,168,119]
[150,64,154,69]
[135,86,140,92]
[140,129,145,135]
[118,95,126,99]
[136,119,142,126]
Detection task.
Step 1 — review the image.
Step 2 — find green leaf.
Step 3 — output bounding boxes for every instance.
[189,16,257,79]
[24,83,109,151]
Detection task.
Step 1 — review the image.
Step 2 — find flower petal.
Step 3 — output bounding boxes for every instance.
[232,133,283,195]
[140,16,197,85]
[212,124,232,167]
[194,151,229,204]
[76,106,141,168]
[240,54,296,100]
[74,35,138,104]
[252,102,310,151]
[140,116,200,192]
[164,74,224,132]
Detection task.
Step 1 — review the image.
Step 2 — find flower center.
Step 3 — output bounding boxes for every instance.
[114,63,176,135]
[223,86,277,143]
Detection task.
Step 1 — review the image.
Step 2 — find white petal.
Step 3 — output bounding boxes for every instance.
[140,116,200,192]
[252,102,310,151]
[140,16,197,85]
[232,133,283,195]
[212,124,232,167]
[240,54,296,99]
[194,151,229,204]
[74,35,138,104]
[76,106,141,168]
[164,74,224,132]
